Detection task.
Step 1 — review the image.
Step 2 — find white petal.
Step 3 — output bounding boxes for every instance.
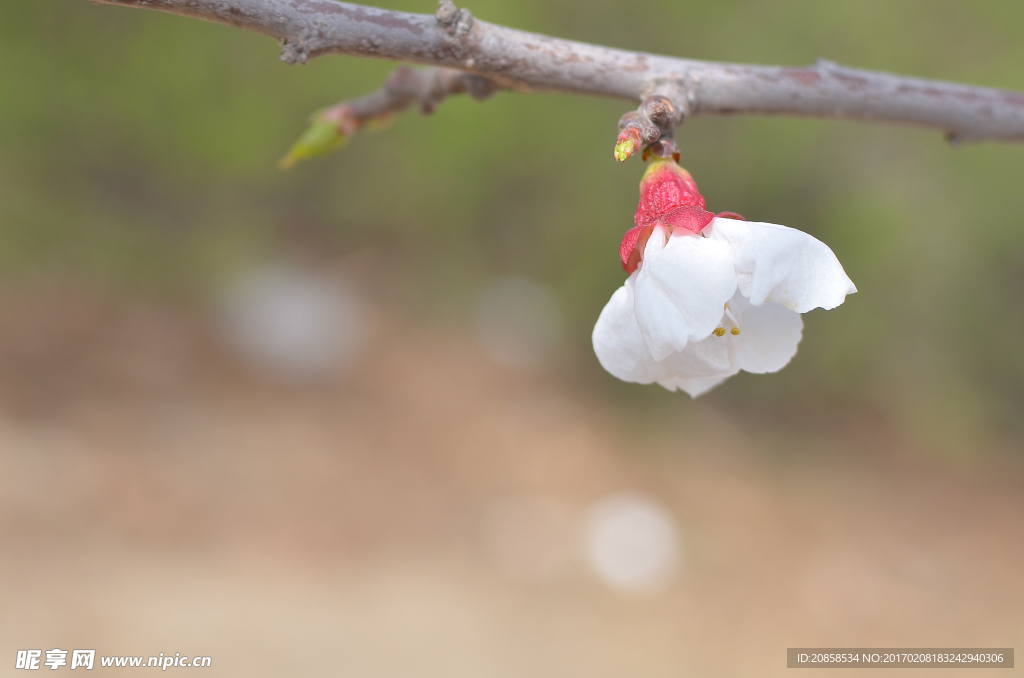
[729,294,803,374]
[706,218,856,312]
[659,370,739,398]
[658,331,733,379]
[592,275,669,384]
[633,229,737,361]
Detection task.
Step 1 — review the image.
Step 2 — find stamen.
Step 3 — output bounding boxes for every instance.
[721,304,741,336]
[713,327,726,337]
[723,305,740,327]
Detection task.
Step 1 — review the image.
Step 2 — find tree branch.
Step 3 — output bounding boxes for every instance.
[91,0,1024,145]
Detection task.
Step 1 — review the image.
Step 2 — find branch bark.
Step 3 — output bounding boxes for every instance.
[91,0,1024,144]
[335,65,498,120]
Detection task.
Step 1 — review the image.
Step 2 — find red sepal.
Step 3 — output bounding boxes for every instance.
[661,205,715,235]
[619,159,737,273]
[619,224,653,273]
[618,206,714,272]
[715,211,746,221]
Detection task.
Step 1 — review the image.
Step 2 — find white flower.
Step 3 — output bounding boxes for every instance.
[593,216,856,397]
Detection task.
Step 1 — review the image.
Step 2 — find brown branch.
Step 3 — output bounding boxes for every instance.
[329,64,499,127]
[91,0,1024,145]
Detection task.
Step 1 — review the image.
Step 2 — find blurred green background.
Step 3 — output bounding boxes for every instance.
[3,0,1024,455]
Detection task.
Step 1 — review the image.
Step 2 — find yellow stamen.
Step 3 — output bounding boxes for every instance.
[713,327,726,337]
[722,303,741,336]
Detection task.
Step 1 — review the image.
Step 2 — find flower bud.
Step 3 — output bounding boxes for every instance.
[280,106,360,169]
[614,128,641,162]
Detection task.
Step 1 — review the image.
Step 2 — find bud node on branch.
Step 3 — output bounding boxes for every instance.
[436,0,474,37]
[279,39,309,65]
[615,83,689,162]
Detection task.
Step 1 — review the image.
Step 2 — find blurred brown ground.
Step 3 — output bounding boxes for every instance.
[1,284,1022,677]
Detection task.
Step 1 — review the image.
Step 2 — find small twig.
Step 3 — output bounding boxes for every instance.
[342,64,498,120]
[281,65,500,167]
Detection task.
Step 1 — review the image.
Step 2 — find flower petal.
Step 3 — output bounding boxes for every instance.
[658,331,733,379]
[658,370,739,398]
[728,294,804,374]
[633,229,737,361]
[592,275,668,384]
[706,217,856,312]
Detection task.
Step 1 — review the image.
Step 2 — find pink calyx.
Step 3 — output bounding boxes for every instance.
[620,158,716,272]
